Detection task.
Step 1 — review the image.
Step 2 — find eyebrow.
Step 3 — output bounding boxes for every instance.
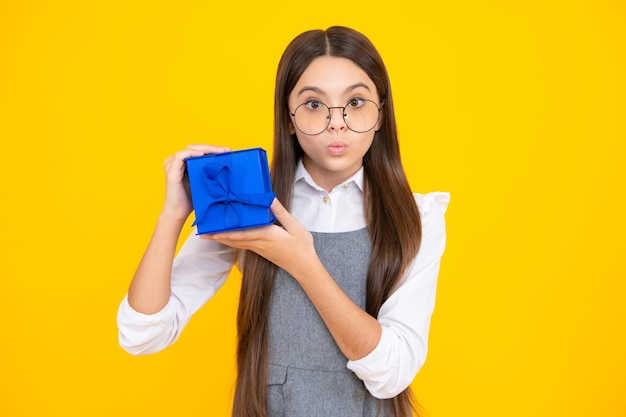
[296,82,372,97]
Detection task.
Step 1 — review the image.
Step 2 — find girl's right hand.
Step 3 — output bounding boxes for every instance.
[161,144,231,221]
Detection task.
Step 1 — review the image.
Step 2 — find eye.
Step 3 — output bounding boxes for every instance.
[347,98,364,108]
[304,100,324,110]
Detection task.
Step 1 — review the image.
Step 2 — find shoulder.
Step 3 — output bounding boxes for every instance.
[413,191,450,217]
[412,191,450,258]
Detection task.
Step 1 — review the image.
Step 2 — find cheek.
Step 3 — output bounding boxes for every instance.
[295,136,312,153]
[360,132,376,150]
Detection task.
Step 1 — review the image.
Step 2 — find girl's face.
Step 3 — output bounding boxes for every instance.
[287,56,382,191]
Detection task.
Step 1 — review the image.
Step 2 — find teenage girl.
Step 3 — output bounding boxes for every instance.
[117,26,449,417]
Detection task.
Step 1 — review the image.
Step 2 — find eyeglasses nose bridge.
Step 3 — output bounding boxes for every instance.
[326,105,347,125]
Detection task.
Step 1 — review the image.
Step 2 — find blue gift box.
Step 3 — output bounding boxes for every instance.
[185,148,276,234]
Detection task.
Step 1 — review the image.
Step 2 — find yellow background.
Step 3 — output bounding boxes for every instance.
[1,0,624,416]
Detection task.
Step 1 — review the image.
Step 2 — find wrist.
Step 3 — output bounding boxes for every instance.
[289,254,325,286]
[157,210,189,228]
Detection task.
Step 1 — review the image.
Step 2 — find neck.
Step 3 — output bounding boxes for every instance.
[302,157,362,192]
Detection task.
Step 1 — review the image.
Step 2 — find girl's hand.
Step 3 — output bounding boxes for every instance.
[162,144,231,221]
[202,199,318,277]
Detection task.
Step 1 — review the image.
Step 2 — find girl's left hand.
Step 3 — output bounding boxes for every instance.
[200,199,317,277]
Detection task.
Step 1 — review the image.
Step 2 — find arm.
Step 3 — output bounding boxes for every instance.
[117,145,237,355]
[117,232,238,355]
[281,243,382,361]
[127,144,231,313]
[205,199,381,360]
[347,192,449,398]
[127,213,187,314]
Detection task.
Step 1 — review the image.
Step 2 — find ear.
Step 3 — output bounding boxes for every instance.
[288,120,296,135]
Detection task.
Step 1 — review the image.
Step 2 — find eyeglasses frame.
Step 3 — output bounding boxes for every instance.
[288,98,384,136]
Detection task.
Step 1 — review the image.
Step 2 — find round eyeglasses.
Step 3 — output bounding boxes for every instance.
[288,98,382,136]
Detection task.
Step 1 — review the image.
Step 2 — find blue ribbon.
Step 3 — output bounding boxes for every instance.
[191,161,275,231]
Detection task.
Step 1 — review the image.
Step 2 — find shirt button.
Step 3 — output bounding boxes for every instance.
[342,184,348,189]
[322,196,329,203]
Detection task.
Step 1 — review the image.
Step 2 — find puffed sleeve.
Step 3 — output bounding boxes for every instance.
[117,232,238,355]
[346,191,449,398]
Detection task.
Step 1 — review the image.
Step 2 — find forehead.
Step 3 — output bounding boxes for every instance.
[290,56,377,99]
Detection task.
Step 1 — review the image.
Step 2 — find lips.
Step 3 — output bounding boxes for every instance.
[328,141,347,156]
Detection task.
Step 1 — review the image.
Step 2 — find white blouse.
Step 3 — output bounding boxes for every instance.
[117,160,449,399]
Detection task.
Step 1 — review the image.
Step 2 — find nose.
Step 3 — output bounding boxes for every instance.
[327,106,347,131]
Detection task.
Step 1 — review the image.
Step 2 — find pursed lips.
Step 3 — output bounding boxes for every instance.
[328,141,347,156]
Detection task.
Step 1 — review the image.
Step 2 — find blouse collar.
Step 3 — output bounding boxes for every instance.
[294,159,365,192]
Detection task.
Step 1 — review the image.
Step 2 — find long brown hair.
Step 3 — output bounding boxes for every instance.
[233,26,422,417]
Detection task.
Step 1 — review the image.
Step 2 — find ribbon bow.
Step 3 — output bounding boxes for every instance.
[192,162,275,231]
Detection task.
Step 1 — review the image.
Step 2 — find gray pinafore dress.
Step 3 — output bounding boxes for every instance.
[267,229,393,417]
